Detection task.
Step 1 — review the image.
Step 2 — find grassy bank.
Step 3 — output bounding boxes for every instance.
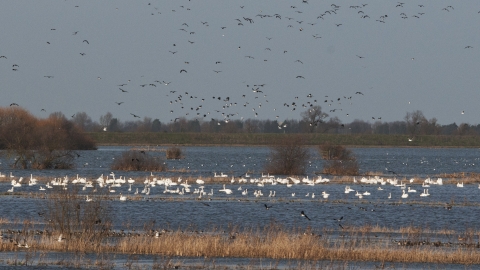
[87,132,480,147]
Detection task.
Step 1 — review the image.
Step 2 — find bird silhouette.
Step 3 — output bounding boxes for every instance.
[301,211,311,220]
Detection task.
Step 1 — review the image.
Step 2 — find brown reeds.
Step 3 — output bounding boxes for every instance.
[2,222,480,265]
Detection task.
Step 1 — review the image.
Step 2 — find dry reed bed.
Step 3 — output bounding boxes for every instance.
[1,224,480,265]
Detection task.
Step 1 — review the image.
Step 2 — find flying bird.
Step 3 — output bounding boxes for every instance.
[301,211,311,220]
[83,40,89,44]
[119,88,128,92]
[130,113,140,118]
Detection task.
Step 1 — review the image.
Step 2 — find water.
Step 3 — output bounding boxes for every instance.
[1,147,480,268]
[2,146,480,178]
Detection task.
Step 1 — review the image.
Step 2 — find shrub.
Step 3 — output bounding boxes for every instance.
[111,151,167,171]
[319,143,359,175]
[264,135,310,175]
[0,107,96,169]
[166,146,183,159]
[43,187,112,249]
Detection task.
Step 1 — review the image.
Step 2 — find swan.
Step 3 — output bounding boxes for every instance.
[7,187,14,193]
[292,193,295,197]
[0,172,5,178]
[219,184,232,194]
[388,193,391,199]
[377,186,383,191]
[363,191,371,196]
[408,187,416,193]
[420,189,428,197]
[457,182,464,188]
[39,186,46,191]
[321,191,329,199]
[86,195,92,202]
[242,189,248,196]
[119,194,127,201]
[311,193,315,198]
[401,190,408,199]
[196,179,205,184]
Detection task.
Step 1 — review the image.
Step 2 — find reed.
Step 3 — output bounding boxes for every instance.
[2,220,480,265]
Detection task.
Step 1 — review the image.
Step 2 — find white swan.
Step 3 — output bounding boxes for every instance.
[196,179,205,184]
[321,191,329,199]
[401,190,408,199]
[363,191,371,196]
[388,193,391,199]
[457,182,464,188]
[408,186,416,193]
[7,186,14,193]
[119,194,127,201]
[86,195,92,202]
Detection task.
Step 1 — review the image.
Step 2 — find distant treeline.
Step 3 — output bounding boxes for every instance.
[73,109,479,136]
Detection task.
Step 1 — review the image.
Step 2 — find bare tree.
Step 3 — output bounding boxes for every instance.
[404,110,426,137]
[99,112,113,130]
[301,105,328,133]
[72,112,93,131]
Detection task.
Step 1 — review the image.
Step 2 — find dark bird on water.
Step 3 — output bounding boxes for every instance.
[264,204,273,210]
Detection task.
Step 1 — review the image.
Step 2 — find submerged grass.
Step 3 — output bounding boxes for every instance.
[2,222,480,265]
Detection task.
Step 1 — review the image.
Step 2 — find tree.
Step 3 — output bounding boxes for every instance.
[72,112,93,131]
[151,119,162,132]
[300,105,328,133]
[404,110,426,137]
[0,107,96,169]
[99,112,113,130]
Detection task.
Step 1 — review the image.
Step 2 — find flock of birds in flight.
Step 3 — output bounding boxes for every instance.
[1,1,475,124]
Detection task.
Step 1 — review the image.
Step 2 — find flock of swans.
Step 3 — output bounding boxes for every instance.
[2,171,478,202]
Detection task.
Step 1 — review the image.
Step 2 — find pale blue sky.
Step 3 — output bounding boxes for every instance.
[1,1,479,125]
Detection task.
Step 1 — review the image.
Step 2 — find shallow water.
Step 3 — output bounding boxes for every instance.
[1,147,480,268]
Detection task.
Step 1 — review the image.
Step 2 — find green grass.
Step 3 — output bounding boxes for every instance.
[87,132,480,147]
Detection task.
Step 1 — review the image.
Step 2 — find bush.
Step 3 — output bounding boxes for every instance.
[319,143,359,175]
[43,187,112,249]
[166,146,183,159]
[264,135,310,175]
[0,107,96,169]
[111,151,167,171]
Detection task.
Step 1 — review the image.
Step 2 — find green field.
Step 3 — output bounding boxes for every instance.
[87,132,480,147]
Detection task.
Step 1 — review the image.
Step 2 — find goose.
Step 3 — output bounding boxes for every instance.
[408,187,416,193]
[401,190,408,199]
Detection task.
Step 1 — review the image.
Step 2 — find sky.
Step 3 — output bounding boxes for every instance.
[1,0,479,126]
